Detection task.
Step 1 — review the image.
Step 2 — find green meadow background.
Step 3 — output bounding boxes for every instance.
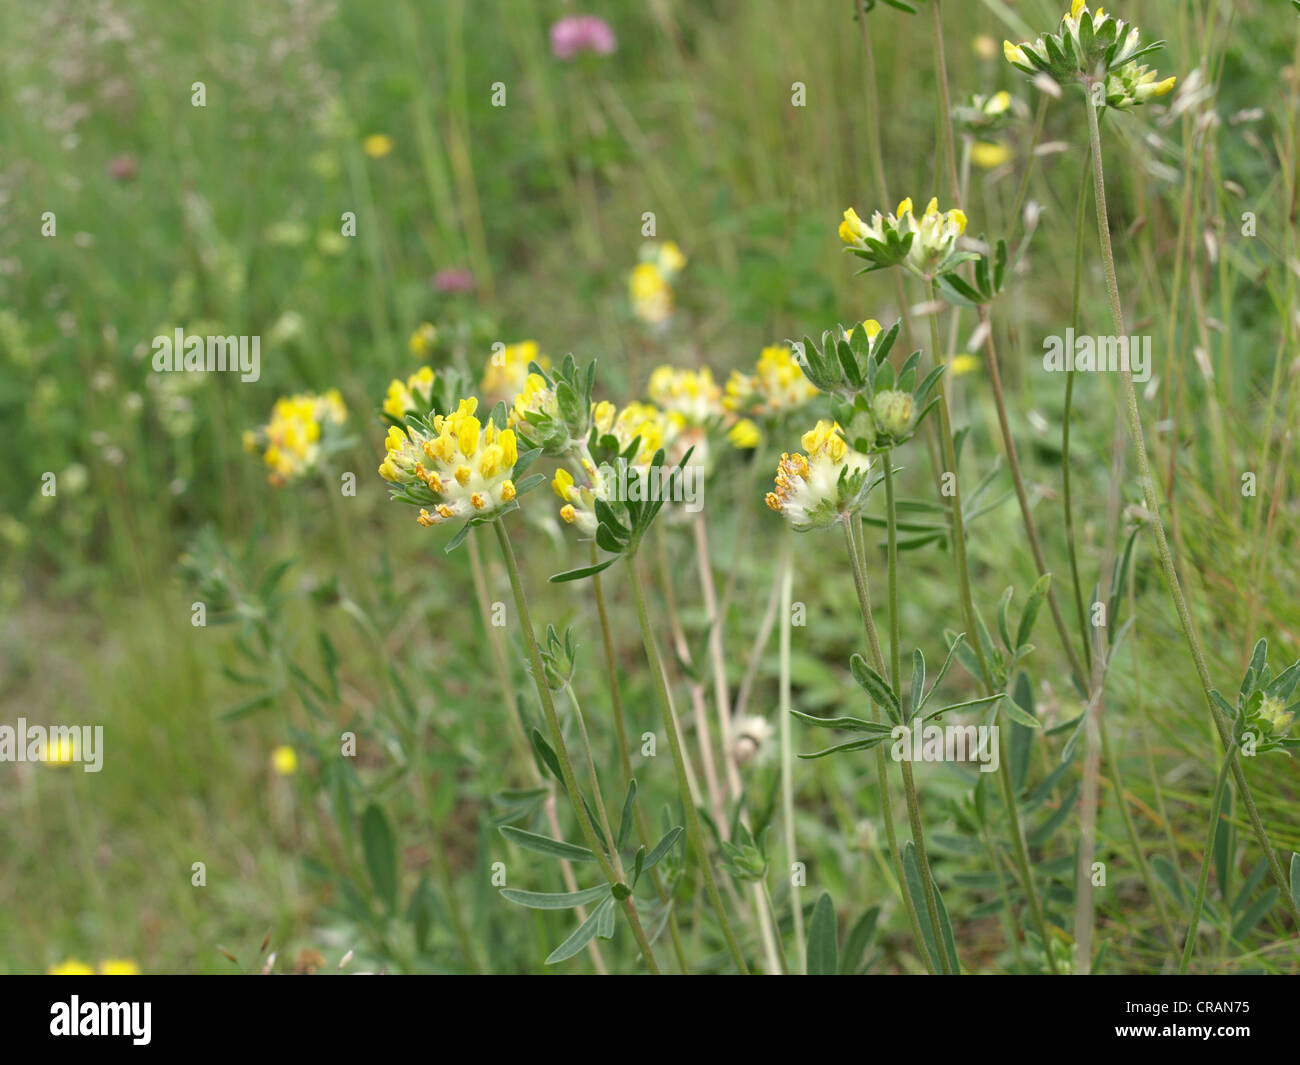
[1,0,1297,973]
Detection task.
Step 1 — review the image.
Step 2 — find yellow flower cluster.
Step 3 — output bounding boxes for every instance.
[725,345,819,419]
[552,466,599,536]
[593,399,680,466]
[840,198,968,279]
[379,397,518,526]
[382,365,436,420]
[765,421,871,531]
[647,365,722,424]
[244,390,347,487]
[630,242,687,325]
[482,341,548,404]
[408,322,438,356]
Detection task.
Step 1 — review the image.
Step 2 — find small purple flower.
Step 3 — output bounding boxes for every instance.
[549,15,616,60]
[431,267,474,294]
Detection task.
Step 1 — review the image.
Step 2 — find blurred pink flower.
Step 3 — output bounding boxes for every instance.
[107,154,137,181]
[549,16,616,60]
[431,267,474,294]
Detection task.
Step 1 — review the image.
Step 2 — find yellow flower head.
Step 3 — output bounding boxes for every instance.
[630,262,673,325]
[383,366,437,420]
[272,746,298,775]
[99,959,141,975]
[840,200,967,279]
[363,134,394,158]
[45,734,77,767]
[647,366,723,424]
[49,959,95,975]
[379,397,520,526]
[482,341,548,403]
[971,141,1012,169]
[249,390,347,487]
[551,466,598,536]
[728,418,760,449]
[630,242,687,325]
[408,322,438,356]
[725,345,818,418]
[765,421,872,530]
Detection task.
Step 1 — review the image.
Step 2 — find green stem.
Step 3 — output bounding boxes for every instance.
[590,540,633,777]
[761,881,791,974]
[589,541,692,974]
[1084,93,1300,928]
[842,519,933,971]
[566,685,620,865]
[869,474,953,976]
[777,532,806,969]
[924,293,1054,972]
[627,555,750,973]
[1062,153,1093,671]
[1179,744,1238,974]
[491,519,661,974]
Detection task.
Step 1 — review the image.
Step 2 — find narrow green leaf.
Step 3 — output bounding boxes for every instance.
[500,824,596,862]
[617,779,638,852]
[807,892,838,975]
[545,899,610,964]
[850,654,901,721]
[790,709,892,733]
[644,826,684,870]
[500,884,612,910]
[361,804,398,912]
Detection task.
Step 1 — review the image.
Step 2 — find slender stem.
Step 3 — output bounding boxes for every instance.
[1062,155,1094,670]
[1099,717,1180,962]
[884,453,903,694]
[589,542,692,974]
[693,513,741,799]
[656,527,724,824]
[776,531,805,969]
[1179,744,1238,974]
[627,555,751,973]
[491,519,660,974]
[874,472,953,975]
[466,530,606,971]
[589,540,632,777]
[924,286,1052,971]
[977,306,1088,693]
[1084,93,1300,926]
[566,685,621,866]
[761,881,791,974]
[923,285,990,689]
[842,519,932,971]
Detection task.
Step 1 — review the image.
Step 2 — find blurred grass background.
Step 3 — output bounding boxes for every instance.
[1,0,1298,973]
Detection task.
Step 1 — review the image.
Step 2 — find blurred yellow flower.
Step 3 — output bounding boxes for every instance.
[972,34,999,59]
[249,390,348,487]
[99,959,141,975]
[949,354,980,375]
[728,418,760,449]
[481,341,548,403]
[971,141,1012,169]
[383,366,436,420]
[631,242,687,325]
[408,322,438,356]
[725,345,818,418]
[49,959,95,975]
[630,262,673,325]
[271,746,298,775]
[647,366,723,423]
[45,735,77,767]
[362,134,394,158]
